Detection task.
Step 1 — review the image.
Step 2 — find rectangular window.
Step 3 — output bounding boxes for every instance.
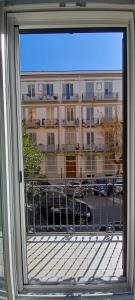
[104,81,113,98]
[63,83,73,99]
[29,132,37,145]
[86,82,94,99]
[65,130,76,144]
[47,107,54,119]
[47,156,56,170]
[28,108,36,121]
[66,107,75,121]
[87,132,94,145]
[27,84,35,97]
[105,106,112,120]
[47,132,55,145]
[86,107,94,125]
[87,153,96,171]
[43,83,53,97]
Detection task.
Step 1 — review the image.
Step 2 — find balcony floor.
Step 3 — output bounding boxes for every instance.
[27,233,123,285]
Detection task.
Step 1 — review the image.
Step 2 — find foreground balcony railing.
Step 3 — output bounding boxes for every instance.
[25,179,123,234]
[22,93,58,101]
[82,92,119,101]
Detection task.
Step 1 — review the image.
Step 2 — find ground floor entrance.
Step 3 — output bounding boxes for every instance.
[66,156,76,178]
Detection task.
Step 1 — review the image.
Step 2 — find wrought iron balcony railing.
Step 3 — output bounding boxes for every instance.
[62,144,80,151]
[82,92,119,101]
[62,119,79,126]
[41,119,59,127]
[22,119,40,128]
[25,179,123,234]
[37,144,60,152]
[22,93,58,101]
[62,93,79,101]
[82,118,101,127]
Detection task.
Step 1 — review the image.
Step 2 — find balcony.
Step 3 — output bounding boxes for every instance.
[37,144,60,152]
[22,118,40,128]
[62,144,80,152]
[62,119,79,126]
[82,144,109,152]
[22,93,58,102]
[25,180,124,285]
[82,118,101,127]
[62,93,79,101]
[82,92,119,101]
[82,144,96,151]
[41,118,59,128]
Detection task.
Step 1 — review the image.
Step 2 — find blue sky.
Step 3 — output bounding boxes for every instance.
[20,32,123,71]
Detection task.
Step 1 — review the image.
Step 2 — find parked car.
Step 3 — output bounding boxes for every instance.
[28,191,92,228]
[114,177,123,195]
[66,181,85,198]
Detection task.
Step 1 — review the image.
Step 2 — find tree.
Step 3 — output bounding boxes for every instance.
[100,115,123,176]
[23,132,43,178]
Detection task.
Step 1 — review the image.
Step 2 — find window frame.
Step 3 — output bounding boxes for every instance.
[0,7,134,299]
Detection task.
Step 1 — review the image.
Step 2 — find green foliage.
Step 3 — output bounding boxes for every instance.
[23,132,43,178]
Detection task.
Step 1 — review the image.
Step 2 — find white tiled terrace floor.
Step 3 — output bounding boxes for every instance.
[27,234,123,285]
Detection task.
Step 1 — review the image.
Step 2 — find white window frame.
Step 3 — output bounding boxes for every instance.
[0,5,135,299]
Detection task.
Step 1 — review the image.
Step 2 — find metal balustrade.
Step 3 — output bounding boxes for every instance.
[62,119,79,126]
[25,179,123,234]
[82,118,101,126]
[62,93,79,100]
[41,118,59,127]
[82,92,119,101]
[22,93,58,101]
[22,119,40,128]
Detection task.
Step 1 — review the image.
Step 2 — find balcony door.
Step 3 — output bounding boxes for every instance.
[66,156,76,178]
[86,82,94,99]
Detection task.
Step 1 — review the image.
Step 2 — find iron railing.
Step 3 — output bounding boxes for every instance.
[82,92,119,101]
[25,179,123,234]
[82,118,101,126]
[22,93,58,101]
[41,119,59,127]
[62,119,79,126]
[62,93,79,100]
[22,119,40,128]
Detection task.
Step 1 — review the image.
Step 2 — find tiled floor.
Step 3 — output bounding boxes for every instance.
[27,234,123,285]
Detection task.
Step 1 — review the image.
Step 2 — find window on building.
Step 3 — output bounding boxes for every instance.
[47,155,57,170]
[27,84,35,97]
[86,132,94,145]
[86,82,94,99]
[47,132,55,145]
[87,153,96,171]
[86,107,94,125]
[43,83,53,97]
[47,107,54,119]
[29,132,37,145]
[66,107,75,121]
[28,108,36,121]
[104,81,113,98]
[65,130,76,144]
[105,106,113,120]
[63,83,73,99]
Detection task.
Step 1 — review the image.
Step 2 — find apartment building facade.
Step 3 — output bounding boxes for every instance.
[21,70,123,179]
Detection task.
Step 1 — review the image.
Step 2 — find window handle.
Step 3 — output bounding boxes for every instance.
[19,171,22,183]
